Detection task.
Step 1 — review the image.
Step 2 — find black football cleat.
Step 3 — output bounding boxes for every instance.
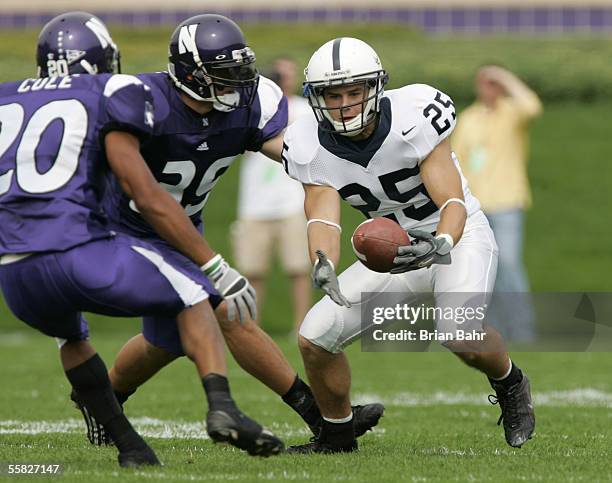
[289,417,358,455]
[353,403,385,437]
[70,389,114,446]
[206,409,284,457]
[489,373,535,448]
[308,403,384,438]
[118,445,161,468]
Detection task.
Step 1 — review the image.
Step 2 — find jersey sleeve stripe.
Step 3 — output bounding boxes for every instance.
[103,74,143,98]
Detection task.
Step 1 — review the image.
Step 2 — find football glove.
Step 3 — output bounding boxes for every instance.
[312,250,351,308]
[202,254,257,324]
[391,230,452,274]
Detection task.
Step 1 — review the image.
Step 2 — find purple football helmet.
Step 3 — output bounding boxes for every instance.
[36,11,120,78]
[167,14,259,111]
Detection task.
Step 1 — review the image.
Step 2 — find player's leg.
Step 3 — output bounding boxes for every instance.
[0,253,159,468]
[62,234,283,456]
[101,233,311,432]
[109,333,178,398]
[108,317,320,436]
[299,338,352,419]
[60,339,160,467]
[74,332,175,446]
[289,262,399,453]
[279,212,312,331]
[73,319,181,447]
[175,299,284,456]
[432,212,534,447]
[214,300,325,427]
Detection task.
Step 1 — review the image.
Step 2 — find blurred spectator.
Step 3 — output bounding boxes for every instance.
[232,57,312,332]
[453,65,542,342]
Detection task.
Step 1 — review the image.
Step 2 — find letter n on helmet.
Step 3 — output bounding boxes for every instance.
[167,14,259,112]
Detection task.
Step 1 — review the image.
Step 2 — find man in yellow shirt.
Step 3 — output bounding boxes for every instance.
[453,65,542,342]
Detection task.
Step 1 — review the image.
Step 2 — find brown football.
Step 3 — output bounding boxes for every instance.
[351,218,411,273]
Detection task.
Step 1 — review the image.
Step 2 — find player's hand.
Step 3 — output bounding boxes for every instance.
[312,250,351,308]
[391,230,452,274]
[202,254,257,324]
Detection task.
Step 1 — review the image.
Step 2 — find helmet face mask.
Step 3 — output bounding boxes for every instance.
[303,38,388,137]
[36,12,120,78]
[168,15,260,112]
[306,77,384,136]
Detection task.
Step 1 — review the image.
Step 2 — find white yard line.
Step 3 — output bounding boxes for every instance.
[2,388,612,438]
[0,417,310,439]
[354,388,612,408]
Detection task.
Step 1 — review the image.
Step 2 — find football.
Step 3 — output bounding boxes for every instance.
[351,218,410,273]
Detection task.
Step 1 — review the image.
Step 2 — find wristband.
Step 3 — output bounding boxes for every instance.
[201,254,223,274]
[439,198,466,212]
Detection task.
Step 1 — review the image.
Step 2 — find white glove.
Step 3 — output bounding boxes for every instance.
[201,254,257,324]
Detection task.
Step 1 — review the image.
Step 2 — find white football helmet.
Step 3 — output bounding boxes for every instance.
[303,37,388,136]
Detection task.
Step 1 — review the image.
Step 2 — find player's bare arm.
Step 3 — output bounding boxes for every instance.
[304,184,342,266]
[420,138,467,245]
[303,184,350,307]
[106,131,256,322]
[259,131,285,162]
[105,130,216,266]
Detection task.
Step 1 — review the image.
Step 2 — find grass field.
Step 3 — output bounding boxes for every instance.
[1,23,612,482]
[2,329,612,482]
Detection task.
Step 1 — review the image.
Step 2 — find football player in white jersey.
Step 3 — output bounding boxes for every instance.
[282,38,535,453]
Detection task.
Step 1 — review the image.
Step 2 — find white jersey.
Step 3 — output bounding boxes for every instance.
[237,95,310,220]
[282,84,480,234]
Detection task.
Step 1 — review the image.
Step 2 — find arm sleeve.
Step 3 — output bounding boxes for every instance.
[408,84,457,164]
[246,76,289,151]
[100,74,155,142]
[281,126,314,185]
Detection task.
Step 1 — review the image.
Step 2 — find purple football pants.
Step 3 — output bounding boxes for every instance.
[138,236,223,356]
[0,233,213,342]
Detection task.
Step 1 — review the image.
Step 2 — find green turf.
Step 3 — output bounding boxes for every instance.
[1,329,612,482]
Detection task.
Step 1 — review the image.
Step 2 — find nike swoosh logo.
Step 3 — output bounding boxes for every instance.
[402,126,416,136]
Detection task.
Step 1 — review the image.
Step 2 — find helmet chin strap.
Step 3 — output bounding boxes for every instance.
[335,120,365,137]
[323,90,378,137]
[167,66,240,112]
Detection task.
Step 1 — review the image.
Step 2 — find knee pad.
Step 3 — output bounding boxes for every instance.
[299,299,345,354]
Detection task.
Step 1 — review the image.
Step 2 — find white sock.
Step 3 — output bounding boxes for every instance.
[323,412,353,424]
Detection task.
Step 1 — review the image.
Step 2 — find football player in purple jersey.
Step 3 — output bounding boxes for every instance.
[43,13,385,446]
[0,11,284,466]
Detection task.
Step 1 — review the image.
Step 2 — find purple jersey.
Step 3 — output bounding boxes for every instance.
[104,72,287,237]
[0,74,154,255]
